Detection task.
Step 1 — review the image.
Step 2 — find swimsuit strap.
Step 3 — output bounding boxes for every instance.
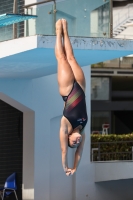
[62,96,68,101]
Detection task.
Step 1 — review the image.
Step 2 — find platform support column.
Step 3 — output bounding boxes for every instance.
[13,0,18,39]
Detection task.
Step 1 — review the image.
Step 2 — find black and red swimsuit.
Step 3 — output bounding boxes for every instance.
[62,81,88,130]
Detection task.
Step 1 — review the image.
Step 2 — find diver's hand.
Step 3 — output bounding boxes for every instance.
[65,168,72,176]
[65,168,76,176]
[70,168,76,175]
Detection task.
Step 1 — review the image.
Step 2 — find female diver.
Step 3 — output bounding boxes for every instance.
[55,19,88,176]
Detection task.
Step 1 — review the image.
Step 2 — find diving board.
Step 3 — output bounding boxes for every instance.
[0,13,37,27]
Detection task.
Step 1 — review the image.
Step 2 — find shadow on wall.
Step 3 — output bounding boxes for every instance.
[50,116,75,200]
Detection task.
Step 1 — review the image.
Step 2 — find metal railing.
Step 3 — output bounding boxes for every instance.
[113,34,133,39]
[91,141,133,162]
[91,56,133,69]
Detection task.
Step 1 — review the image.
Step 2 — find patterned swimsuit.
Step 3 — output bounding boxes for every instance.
[62,81,88,130]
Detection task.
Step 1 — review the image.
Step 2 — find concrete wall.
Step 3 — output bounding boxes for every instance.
[95,161,133,182]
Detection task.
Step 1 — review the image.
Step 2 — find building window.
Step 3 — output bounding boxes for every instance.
[91,77,110,100]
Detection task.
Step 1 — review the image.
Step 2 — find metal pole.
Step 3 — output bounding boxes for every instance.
[53,0,56,35]
[13,0,18,39]
[26,8,29,37]
[109,0,113,38]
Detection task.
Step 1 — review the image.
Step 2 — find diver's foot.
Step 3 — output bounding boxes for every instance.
[62,18,68,35]
[56,19,63,35]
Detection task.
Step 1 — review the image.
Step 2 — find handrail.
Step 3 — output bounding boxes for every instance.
[92,141,133,144]
[91,140,133,161]
[113,3,133,29]
[23,0,55,8]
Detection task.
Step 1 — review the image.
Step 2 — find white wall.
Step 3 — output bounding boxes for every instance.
[95,161,133,182]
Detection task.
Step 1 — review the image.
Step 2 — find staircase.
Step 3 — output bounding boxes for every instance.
[113,17,133,37]
[113,4,133,38]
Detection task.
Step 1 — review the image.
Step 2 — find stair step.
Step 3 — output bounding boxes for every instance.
[125,20,133,22]
[120,25,126,28]
[114,31,121,33]
[113,16,133,37]
[117,28,125,30]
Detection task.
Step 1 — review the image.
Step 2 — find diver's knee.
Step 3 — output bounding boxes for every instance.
[67,55,75,62]
[57,53,67,62]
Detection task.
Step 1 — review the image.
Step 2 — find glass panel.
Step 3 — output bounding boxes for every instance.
[91,77,110,100]
[26,0,110,37]
[34,3,54,35]
[91,111,110,134]
[0,0,111,42]
[90,2,110,38]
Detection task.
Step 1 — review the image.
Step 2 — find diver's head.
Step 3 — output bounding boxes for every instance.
[68,128,82,148]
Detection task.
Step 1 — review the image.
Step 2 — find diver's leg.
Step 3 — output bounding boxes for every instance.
[62,19,86,91]
[55,19,75,96]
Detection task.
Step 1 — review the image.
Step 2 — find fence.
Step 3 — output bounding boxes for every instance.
[91,141,133,162]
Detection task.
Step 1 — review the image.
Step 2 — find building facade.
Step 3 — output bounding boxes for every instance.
[91,0,133,135]
[1,1,133,200]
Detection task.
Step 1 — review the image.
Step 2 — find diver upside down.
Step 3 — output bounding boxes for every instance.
[55,19,88,176]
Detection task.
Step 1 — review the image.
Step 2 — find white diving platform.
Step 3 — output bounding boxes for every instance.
[0,35,133,78]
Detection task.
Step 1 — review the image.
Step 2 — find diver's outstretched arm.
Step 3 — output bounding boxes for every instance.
[59,125,68,172]
[72,133,85,174]
[59,118,72,175]
[63,133,85,176]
